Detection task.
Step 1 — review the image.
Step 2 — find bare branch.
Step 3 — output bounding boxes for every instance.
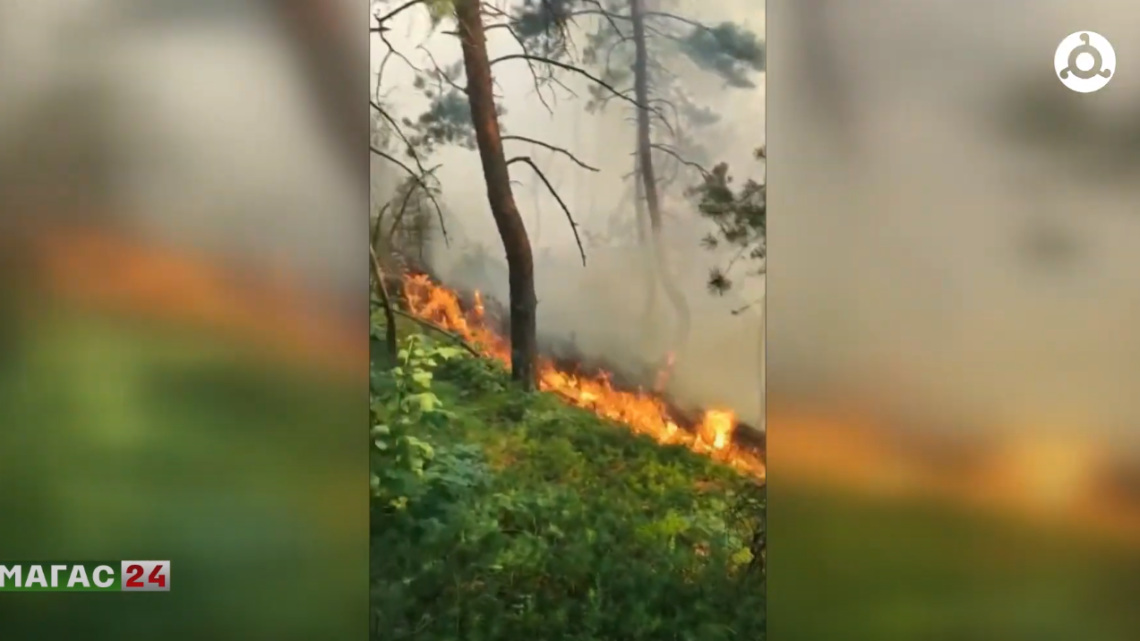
[602,32,633,71]
[370,145,449,245]
[375,50,395,102]
[507,156,587,266]
[723,243,751,274]
[529,154,557,245]
[644,11,712,33]
[373,0,426,29]
[415,44,469,94]
[574,2,630,39]
[369,242,399,358]
[490,53,657,117]
[371,101,411,153]
[731,297,765,316]
[483,1,577,59]
[370,300,483,357]
[639,20,688,43]
[502,135,599,172]
[369,20,451,246]
[374,26,423,77]
[645,102,678,140]
[369,99,445,205]
[650,143,708,177]
[484,23,554,113]
[657,153,683,192]
[387,168,440,247]
[570,8,713,35]
[372,201,391,251]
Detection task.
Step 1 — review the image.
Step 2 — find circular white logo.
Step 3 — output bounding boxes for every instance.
[1055,31,1115,93]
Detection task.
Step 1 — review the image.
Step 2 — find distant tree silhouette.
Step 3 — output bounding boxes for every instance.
[510,0,763,363]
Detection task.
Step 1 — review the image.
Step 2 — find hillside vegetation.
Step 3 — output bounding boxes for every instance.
[369,314,766,641]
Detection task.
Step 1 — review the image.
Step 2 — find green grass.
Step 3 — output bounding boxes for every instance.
[769,487,1140,641]
[369,316,766,641]
[0,309,364,639]
[370,312,1140,641]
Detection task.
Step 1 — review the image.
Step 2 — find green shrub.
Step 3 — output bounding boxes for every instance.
[370,329,765,640]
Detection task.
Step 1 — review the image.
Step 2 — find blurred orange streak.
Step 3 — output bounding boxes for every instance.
[23,226,364,378]
[26,227,1140,547]
[774,409,1140,547]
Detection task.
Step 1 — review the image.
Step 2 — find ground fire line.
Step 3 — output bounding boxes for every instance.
[398,273,766,480]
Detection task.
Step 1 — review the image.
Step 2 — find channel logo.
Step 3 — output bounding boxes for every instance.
[1055,31,1115,93]
[0,561,170,592]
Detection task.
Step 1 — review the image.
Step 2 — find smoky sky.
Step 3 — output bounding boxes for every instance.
[769,0,1140,449]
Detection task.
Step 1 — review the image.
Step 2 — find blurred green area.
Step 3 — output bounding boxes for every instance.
[0,305,367,639]
[369,314,766,640]
[769,486,1140,641]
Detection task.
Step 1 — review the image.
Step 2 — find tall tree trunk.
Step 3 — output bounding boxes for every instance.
[633,150,658,351]
[633,150,649,246]
[454,0,539,390]
[630,0,690,361]
[630,0,662,235]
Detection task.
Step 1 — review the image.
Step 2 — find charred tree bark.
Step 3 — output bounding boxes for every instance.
[454,0,539,390]
[630,0,690,361]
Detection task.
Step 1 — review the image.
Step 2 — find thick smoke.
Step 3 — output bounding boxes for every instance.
[1,0,361,303]
[375,3,767,426]
[769,0,1140,453]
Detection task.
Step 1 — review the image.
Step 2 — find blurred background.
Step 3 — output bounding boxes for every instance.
[769,1,1140,639]
[0,1,367,639]
[9,0,1140,638]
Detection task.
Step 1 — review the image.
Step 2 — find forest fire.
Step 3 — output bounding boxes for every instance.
[400,274,765,479]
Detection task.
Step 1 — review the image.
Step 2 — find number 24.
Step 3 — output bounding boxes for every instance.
[125,564,166,588]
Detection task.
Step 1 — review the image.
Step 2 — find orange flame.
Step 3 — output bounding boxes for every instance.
[653,351,677,393]
[401,274,764,478]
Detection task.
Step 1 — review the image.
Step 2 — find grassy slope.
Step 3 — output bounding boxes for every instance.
[372,314,1140,641]
[369,316,766,641]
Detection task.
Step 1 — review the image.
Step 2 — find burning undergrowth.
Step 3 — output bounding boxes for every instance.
[396,272,766,480]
